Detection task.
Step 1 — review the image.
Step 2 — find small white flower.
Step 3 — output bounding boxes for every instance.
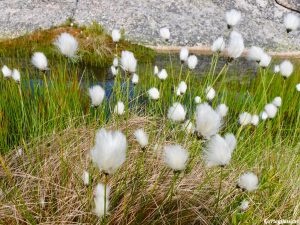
[247,46,264,63]
[226,9,241,28]
[134,128,149,148]
[240,200,249,211]
[259,53,271,68]
[154,65,159,75]
[12,69,21,83]
[111,66,118,76]
[216,103,228,117]
[158,69,168,80]
[272,97,282,107]
[239,112,252,126]
[121,51,137,73]
[194,96,201,104]
[1,65,12,78]
[90,128,127,174]
[159,27,170,41]
[131,73,139,84]
[296,83,300,92]
[180,47,189,62]
[176,81,187,95]
[274,65,280,73]
[31,52,48,70]
[182,120,195,134]
[163,144,189,171]
[195,103,221,139]
[148,87,160,100]
[114,101,125,115]
[211,37,225,53]
[251,114,259,126]
[284,13,300,33]
[205,86,216,101]
[187,55,198,70]
[260,111,268,120]
[237,172,259,192]
[227,31,244,59]
[280,60,293,78]
[54,32,78,58]
[94,183,110,218]
[113,57,118,67]
[264,103,277,118]
[112,29,121,42]
[82,170,89,186]
[89,85,105,107]
[167,102,186,122]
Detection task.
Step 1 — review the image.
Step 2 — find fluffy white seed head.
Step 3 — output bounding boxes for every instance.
[259,53,271,68]
[89,85,105,107]
[176,81,187,95]
[112,29,121,42]
[247,46,264,62]
[148,87,160,100]
[94,183,110,217]
[211,37,225,53]
[274,65,280,73]
[158,69,168,80]
[31,52,48,70]
[12,69,21,82]
[195,103,221,139]
[264,103,277,118]
[114,101,125,115]
[194,96,201,104]
[90,128,127,174]
[121,51,137,73]
[251,114,259,126]
[113,57,118,67]
[237,172,259,192]
[272,97,282,107]
[280,60,293,78]
[224,133,237,153]
[296,83,300,92]
[216,103,228,117]
[82,170,89,186]
[180,47,189,62]
[134,128,148,148]
[260,111,268,120]
[54,32,78,58]
[240,200,249,211]
[16,148,23,157]
[167,102,186,122]
[159,27,170,41]
[111,66,118,76]
[205,86,216,101]
[154,65,159,75]
[187,55,198,70]
[163,145,189,171]
[239,112,252,126]
[226,9,241,28]
[284,13,300,32]
[227,31,244,59]
[182,120,195,134]
[131,73,139,84]
[1,65,12,78]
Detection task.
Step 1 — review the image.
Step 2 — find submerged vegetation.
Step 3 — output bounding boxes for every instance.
[0,11,300,225]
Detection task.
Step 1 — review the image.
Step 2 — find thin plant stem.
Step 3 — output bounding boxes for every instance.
[213,166,224,220]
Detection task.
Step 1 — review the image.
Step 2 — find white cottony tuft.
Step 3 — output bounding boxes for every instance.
[180,47,189,62]
[112,29,121,42]
[1,65,12,78]
[89,85,105,107]
[82,170,89,186]
[159,27,170,41]
[264,103,277,118]
[195,103,221,139]
[12,69,21,83]
[296,83,300,92]
[176,81,187,96]
[134,128,149,148]
[182,120,195,134]
[111,66,118,76]
[54,32,78,58]
[31,52,48,70]
[284,13,300,33]
[187,55,198,70]
[224,133,237,153]
[114,101,125,115]
[251,114,259,126]
[240,200,249,211]
[226,9,241,28]
[227,31,244,59]
[238,172,259,192]
[167,102,186,122]
[239,112,252,126]
[94,183,110,218]
[90,128,127,174]
[194,96,201,104]
[216,103,228,117]
[154,65,159,75]
[272,97,282,107]
[113,57,118,67]
[211,37,225,53]
[280,60,293,78]
[274,65,280,73]
[260,111,268,120]
[148,87,160,100]
[203,133,236,167]
[205,86,216,101]
[163,144,189,171]
[16,148,23,157]
[158,69,168,80]
[121,51,137,74]
[247,46,264,63]
[259,53,271,68]
[131,73,139,84]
